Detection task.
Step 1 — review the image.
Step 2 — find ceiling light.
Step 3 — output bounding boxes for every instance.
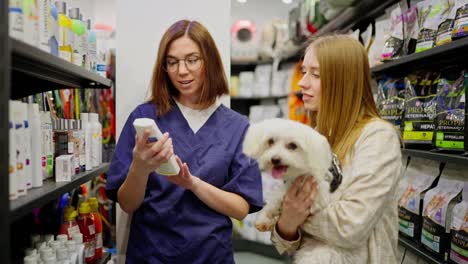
[282,0,293,4]
[237,0,247,3]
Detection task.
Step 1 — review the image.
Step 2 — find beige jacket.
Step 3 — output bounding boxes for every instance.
[271,120,402,264]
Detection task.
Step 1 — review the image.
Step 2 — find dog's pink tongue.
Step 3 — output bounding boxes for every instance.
[272,166,288,179]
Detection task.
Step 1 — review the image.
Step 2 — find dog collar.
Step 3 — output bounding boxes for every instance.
[328,153,343,193]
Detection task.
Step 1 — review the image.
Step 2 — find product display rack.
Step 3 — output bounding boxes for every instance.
[403,149,468,166]
[372,37,468,76]
[10,163,110,223]
[0,4,113,262]
[399,236,444,264]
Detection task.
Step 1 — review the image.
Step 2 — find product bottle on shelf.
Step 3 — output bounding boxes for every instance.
[21,102,32,190]
[22,0,39,47]
[12,101,26,196]
[87,19,97,72]
[9,101,17,200]
[55,1,73,62]
[49,1,59,56]
[71,233,85,264]
[69,7,85,67]
[81,113,92,171]
[37,0,51,52]
[77,202,96,264]
[9,0,24,40]
[88,197,102,260]
[59,206,80,240]
[89,113,102,167]
[28,103,43,188]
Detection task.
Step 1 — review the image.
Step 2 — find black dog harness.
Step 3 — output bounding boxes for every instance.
[329,153,343,193]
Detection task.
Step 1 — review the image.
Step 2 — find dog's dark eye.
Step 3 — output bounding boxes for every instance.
[287,142,298,150]
[267,138,275,146]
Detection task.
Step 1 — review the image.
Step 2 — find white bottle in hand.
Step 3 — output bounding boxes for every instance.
[133,118,180,175]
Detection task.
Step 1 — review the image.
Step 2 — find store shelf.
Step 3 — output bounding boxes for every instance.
[402,149,468,167]
[10,38,112,99]
[9,163,109,222]
[285,0,399,61]
[97,252,111,264]
[232,238,289,261]
[399,236,444,264]
[372,37,468,76]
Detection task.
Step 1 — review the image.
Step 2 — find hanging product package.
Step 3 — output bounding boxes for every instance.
[403,0,420,55]
[416,0,451,53]
[421,165,464,261]
[452,2,468,39]
[449,182,468,264]
[381,4,405,61]
[434,70,466,151]
[398,157,441,243]
[377,77,406,132]
[403,72,440,146]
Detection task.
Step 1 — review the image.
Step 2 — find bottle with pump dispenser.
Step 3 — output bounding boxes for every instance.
[55,1,73,62]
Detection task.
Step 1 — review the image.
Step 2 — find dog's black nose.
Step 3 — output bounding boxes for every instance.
[271,156,281,165]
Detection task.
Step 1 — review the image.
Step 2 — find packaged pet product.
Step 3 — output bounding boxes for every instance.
[452,2,468,39]
[399,157,441,243]
[435,0,468,46]
[416,0,452,52]
[403,72,440,145]
[368,14,391,67]
[381,4,405,61]
[377,77,406,132]
[421,167,464,261]
[403,0,421,55]
[434,70,466,151]
[449,182,468,264]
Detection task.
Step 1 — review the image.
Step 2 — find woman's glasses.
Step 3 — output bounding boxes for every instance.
[164,55,203,73]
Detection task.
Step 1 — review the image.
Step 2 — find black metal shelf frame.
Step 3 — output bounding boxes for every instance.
[10,163,110,222]
[10,38,112,99]
[402,149,468,167]
[399,236,444,264]
[372,37,468,76]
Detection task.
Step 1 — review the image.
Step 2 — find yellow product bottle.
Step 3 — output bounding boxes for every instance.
[55,1,73,63]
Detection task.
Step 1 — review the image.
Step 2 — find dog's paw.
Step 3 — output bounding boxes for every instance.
[254,218,275,232]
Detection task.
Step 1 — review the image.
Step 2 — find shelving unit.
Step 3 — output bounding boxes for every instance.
[399,236,444,264]
[0,4,113,262]
[403,149,468,166]
[372,37,468,76]
[10,163,110,222]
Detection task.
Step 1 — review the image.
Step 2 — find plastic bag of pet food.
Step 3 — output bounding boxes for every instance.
[399,157,441,242]
[421,166,464,261]
[377,77,406,132]
[449,182,468,264]
[416,0,452,53]
[381,4,405,61]
[403,0,422,55]
[403,72,440,145]
[435,0,468,46]
[452,2,468,39]
[434,70,466,151]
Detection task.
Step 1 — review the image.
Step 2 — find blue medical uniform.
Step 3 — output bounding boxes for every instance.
[106,102,263,263]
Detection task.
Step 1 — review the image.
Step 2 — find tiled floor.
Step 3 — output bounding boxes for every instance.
[234,252,286,264]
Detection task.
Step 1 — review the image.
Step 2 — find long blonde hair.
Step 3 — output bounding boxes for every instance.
[307,35,380,164]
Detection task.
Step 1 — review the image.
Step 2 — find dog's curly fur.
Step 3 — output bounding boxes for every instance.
[243,118,338,232]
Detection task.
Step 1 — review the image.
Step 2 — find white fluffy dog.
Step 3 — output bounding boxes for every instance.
[243,118,342,232]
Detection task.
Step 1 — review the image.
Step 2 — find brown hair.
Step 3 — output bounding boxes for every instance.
[149,20,229,116]
[307,35,380,164]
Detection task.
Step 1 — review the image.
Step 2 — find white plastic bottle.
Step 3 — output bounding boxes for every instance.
[90,113,101,167]
[28,103,43,188]
[133,118,180,175]
[12,101,26,196]
[71,232,85,264]
[66,240,78,264]
[37,0,51,52]
[22,0,40,47]
[81,113,92,171]
[9,101,18,200]
[20,102,33,190]
[9,0,24,40]
[77,120,85,172]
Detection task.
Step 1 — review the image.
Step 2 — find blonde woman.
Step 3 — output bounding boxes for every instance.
[271,35,402,263]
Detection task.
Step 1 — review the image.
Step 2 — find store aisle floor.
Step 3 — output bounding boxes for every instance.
[234,252,285,264]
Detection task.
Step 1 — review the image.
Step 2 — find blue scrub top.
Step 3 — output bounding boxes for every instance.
[106,102,263,263]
